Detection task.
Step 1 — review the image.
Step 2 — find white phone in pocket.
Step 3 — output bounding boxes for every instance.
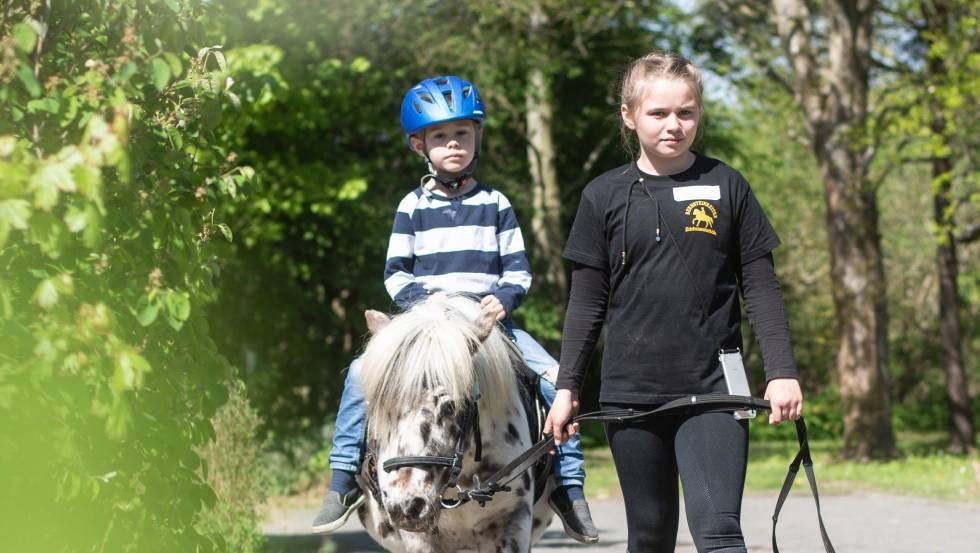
[718,348,756,420]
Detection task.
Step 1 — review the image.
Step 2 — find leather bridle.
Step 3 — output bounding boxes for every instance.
[379,389,485,509]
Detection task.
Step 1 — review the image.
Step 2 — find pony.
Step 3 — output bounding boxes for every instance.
[691,206,714,228]
[355,294,554,553]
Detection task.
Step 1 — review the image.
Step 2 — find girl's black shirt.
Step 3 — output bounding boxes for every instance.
[558,155,798,404]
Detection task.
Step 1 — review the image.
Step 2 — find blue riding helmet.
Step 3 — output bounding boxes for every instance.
[400,76,486,138]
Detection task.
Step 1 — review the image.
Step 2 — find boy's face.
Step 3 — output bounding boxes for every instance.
[410,119,479,175]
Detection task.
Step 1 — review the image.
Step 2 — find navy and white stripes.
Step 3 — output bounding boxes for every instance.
[383,183,532,315]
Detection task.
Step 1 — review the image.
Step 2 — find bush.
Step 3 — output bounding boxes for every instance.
[196,379,267,553]
[0,3,249,551]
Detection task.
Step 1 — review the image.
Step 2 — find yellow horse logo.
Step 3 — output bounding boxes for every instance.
[691,206,714,228]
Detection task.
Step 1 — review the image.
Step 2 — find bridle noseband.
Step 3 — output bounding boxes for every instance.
[380,387,484,509]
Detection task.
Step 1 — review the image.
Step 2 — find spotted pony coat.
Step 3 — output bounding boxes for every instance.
[355,295,554,553]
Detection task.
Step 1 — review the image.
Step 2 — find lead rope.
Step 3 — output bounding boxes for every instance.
[772,418,836,553]
[456,393,836,553]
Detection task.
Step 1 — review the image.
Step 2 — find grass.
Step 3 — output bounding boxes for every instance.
[581,430,980,502]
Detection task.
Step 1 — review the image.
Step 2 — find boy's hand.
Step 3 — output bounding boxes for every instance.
[764,378,803,425]
[480,294,506,321]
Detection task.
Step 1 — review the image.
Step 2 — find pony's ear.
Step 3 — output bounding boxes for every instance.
[365,310,391,334]
[474,307,496,342]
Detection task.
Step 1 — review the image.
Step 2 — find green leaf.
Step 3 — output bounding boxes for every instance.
[26,212,68,259]
[72,164,103,205]
[12,23,37,53]
[217,223,233,242]
[26,98,60,114]
[63,204,88,233]
[213,50,227,72]
[33,278,58,309]
[29,162,73,210]
[0,199,31,229]
[163,290,191,330]
[164,52,183,78]
[16,63,41,97]
[81,203,101,248]
[113,351,151,392]
[350,57,371,73]
[163,0,182,13]
[0,279,11,319]
[198,99,222,132]
[338,177,368,200]
[151,58,171,91]
[136,296,160,326]
[106,395,132,440]
[117,62,138,82]
[0,135,16,158]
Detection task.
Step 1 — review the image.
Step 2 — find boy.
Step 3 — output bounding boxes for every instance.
[312,76,597,544]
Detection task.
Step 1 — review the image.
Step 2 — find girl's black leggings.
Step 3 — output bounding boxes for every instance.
[604,408,750,553]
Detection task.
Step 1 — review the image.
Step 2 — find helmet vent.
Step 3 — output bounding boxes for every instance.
[417,92,435,104]
[412,100,422,114]
[462,86,472,98]
[442,90,454,109]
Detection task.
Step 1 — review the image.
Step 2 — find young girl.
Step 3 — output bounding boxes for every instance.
[544,52,804,552]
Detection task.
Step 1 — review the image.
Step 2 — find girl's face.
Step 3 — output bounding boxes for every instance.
[621,78,700,165]
[411,119,479,175]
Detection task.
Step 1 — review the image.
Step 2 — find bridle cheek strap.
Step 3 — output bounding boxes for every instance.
[381,397,481,492]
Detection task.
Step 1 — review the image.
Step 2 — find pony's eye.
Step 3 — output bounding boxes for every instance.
[439,401,456,420]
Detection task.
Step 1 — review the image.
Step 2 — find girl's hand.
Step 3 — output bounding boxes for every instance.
[544,389,580,446]
[480,294,506,321]
[764,378,803,425]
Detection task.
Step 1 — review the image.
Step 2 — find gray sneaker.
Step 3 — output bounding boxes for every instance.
[311,489,366,534]
[549,489,599,544]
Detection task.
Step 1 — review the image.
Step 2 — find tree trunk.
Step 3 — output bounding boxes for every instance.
[925,0,975,453]
[525,0,567,301]
[934,158,974,453]
[773,0,896,459]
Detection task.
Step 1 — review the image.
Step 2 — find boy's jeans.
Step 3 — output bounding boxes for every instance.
[327,327,586,488]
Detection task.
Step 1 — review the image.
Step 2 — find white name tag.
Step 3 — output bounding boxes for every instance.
[672,185,720,201]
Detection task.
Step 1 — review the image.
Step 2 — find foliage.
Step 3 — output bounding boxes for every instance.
[191,0,975,473]
[195,379,268,553]
[0,1,251,551]
[261,425,337,496]
[201,0,679,436]
[701,94,838,395]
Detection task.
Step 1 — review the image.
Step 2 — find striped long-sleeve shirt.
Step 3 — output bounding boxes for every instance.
[383,182,532,315]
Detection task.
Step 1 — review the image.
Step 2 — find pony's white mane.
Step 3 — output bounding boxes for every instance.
[359,295,522,438]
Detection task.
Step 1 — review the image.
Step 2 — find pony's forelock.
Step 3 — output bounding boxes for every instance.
[359,295,519,439]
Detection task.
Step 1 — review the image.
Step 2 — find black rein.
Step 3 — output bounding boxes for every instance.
[385,392,836,553]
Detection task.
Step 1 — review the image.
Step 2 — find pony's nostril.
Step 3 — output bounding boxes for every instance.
[406,497,426,518]
[389,504,403,520]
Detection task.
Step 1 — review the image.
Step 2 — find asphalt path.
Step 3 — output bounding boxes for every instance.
[263,491,980,553]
